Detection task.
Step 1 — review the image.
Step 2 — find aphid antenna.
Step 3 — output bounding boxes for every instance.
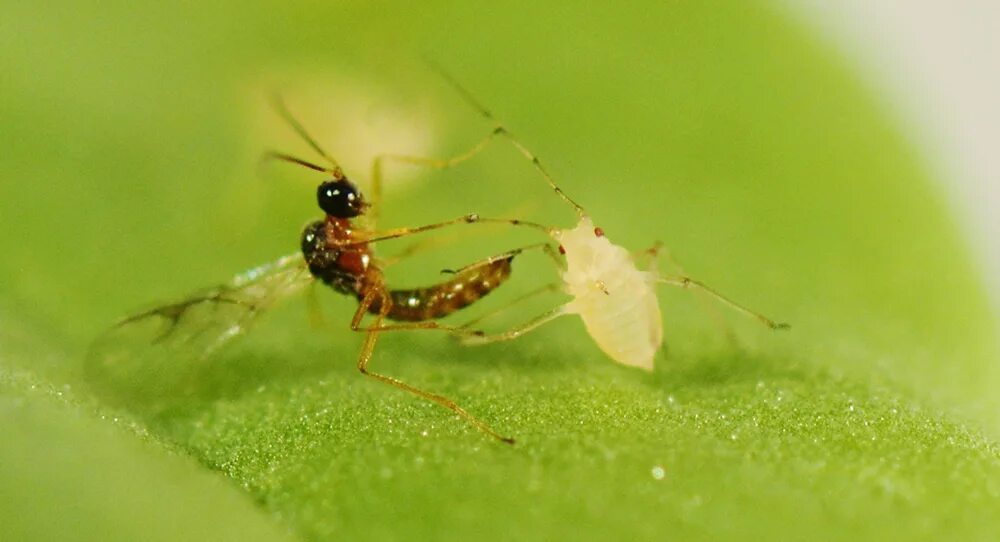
[425,59,589,220]
[269,93,346,180]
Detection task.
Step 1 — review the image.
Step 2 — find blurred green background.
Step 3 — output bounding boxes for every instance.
[2,1,1000,541]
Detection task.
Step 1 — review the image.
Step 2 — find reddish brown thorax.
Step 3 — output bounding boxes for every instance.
[324,215,372,276]
[324,216,358,242]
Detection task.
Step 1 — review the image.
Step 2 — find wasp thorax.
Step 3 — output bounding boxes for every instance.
[317,179,364,218]
[300,220,329,267]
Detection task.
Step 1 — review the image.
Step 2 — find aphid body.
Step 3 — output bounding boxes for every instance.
[555,217,662,370]
[552,216,663,370]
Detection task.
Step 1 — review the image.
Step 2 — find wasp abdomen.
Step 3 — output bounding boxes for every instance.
[371,257,514,322]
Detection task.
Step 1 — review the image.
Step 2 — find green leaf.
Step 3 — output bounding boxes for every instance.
[2,1,999,541]
[0,313,294,542]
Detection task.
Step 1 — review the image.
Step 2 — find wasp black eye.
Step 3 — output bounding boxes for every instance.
[317,179,364,218]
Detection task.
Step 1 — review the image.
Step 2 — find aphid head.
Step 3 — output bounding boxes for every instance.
[317,178,365,218]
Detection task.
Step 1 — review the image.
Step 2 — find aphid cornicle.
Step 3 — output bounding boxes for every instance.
[421,66,789,370]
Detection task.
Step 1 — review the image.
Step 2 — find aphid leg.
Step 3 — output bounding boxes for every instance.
[461,304,571,346]
[456,283,562,331]
[441,242,563,275]
[352,289,515,444]
[428,62,587,217]
[640,244,736,343]
[656,275,790,330]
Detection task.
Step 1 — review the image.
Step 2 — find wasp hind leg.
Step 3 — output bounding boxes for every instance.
[351,289,516,444]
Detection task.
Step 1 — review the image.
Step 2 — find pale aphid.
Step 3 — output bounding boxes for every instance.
[553,216,663,370]
[461,204,787,370]
[552,216,663,370]
[426,66,789,369]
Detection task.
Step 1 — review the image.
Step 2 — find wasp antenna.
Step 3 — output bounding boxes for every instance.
[425,60,588,218]
[262,151,335,175]
[270,93,345,180]
[423,57,496,121]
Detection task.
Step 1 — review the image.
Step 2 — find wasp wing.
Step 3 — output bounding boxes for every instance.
[86,253,314,404]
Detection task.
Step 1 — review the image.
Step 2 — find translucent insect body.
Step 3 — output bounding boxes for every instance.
[554,216,663,370]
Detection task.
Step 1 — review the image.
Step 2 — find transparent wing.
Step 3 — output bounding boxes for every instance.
[85,253,314,404]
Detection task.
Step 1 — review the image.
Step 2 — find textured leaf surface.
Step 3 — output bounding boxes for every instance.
[2,1,999,541]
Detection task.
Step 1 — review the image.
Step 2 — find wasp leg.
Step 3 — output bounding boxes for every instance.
[351,289,515,444]
[656,275,790,330]
[354,215,552,247]
[428,62,588,217]
[379,228,555,269]
[369,130,503,228]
